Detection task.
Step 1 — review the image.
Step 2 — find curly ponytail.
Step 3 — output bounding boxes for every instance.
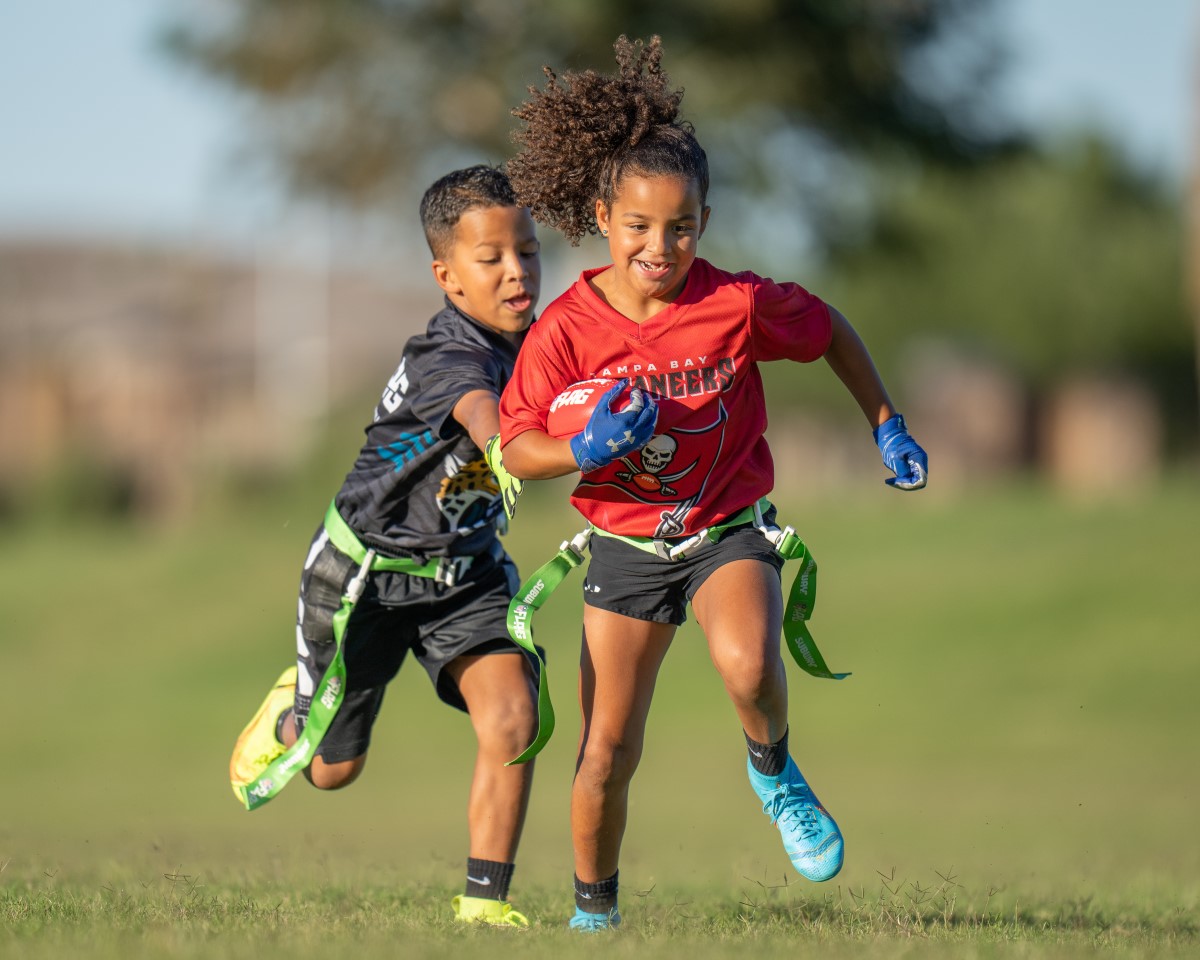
[507,36,709,245]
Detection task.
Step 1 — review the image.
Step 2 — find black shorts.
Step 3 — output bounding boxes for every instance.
[582,508,785,626]
[293,525,531,763]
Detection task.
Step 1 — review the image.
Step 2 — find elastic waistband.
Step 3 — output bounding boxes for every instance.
[591,498,770,561]
[323,501,493,585]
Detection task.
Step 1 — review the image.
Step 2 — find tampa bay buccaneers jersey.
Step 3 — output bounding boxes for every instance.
[500,258,832,538]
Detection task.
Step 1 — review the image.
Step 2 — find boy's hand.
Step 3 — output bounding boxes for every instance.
[484,434,523,519]
[570,379,659,474]
[873,414,928,490]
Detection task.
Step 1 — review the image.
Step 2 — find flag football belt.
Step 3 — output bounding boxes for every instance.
[502,498,850,767]
[236,501,489,810]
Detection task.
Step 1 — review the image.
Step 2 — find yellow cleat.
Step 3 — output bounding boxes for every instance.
[452,895,530,928]
[229,666,297,803]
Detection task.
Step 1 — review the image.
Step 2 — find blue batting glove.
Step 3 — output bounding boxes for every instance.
[570,379,659,473]
[873,414,928,490]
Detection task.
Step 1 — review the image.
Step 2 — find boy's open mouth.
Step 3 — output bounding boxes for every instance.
[505,293,533,311]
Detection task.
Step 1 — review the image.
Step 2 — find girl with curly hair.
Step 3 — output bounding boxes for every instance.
[498,36,928,931]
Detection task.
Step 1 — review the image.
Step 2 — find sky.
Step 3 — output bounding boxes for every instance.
[0,0,1196,245]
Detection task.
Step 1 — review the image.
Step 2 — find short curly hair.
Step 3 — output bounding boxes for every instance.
[419,164,520,258]
[507,36,709,245]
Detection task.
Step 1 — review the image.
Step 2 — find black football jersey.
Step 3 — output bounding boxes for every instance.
[333,299,525,560]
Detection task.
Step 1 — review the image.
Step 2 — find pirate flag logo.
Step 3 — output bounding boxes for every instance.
[578,398,729,538]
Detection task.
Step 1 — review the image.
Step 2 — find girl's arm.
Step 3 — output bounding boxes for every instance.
[823,306,928,489]
[501,429,579,480]
[822,306,897,429]
[503,379,660,480]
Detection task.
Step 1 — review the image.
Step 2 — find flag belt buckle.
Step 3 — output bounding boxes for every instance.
[651,529,710,562]
[435,555,472,587]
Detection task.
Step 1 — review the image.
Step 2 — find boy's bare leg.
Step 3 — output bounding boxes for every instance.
[692,559,788,742]
[446,652,539,861]
[573,608,675,882]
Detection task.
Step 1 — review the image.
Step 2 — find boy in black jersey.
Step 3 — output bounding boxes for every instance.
[230,166,542,927]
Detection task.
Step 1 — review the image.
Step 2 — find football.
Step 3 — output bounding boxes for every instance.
[545,378,625,439]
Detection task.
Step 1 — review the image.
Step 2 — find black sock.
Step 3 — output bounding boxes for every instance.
[745,727,789,777]
[574,871,618,914]
[274,708,293,744]
[465,858,514,901]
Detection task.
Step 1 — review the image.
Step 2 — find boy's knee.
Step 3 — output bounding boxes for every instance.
[305,755,366,790]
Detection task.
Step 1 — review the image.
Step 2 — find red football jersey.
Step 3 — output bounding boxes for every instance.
[500,258,832,537]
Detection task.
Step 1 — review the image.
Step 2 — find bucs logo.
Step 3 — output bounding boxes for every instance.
[579,398,729,538]
[616,435,685,496]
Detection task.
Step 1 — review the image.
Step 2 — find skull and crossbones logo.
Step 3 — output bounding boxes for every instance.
[616,434,694,497]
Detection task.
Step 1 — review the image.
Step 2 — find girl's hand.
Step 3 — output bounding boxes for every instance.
[570,379,659,473]
[873,414,928,490]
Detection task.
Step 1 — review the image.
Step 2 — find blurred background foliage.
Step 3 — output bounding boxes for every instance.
[162,0,1019,219]
[813,138,1194,449]
[164,0,1198,499]
[1,0,1194,524]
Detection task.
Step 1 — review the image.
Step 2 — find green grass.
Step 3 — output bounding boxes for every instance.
[4,870,1195,958]
[1,475,1198,956]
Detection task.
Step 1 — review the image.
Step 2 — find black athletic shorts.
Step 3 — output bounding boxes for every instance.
[582,506,785,626]
[292,525,533,763]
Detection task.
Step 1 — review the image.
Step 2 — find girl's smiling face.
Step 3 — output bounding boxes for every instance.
[594,174,710,321]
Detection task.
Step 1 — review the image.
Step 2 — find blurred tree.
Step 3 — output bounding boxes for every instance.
[772,137,1196,449]
[1188,17,1200,430]
[163,0,1020,253]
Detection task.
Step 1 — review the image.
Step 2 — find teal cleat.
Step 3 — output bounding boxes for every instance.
[748,756,844,882]
[569,906,621,932]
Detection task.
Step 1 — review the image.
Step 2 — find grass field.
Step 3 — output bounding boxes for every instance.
[2,472,1197,957]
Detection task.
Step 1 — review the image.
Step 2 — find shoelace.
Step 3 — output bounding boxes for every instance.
[764,782,821,840]
[573,915,613,931]
[251,745,285,768]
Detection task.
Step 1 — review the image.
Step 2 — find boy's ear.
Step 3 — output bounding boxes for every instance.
[431,259,462,296]
[698,205,711,239]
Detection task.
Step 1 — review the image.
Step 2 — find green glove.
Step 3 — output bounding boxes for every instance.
[485,434,524,520]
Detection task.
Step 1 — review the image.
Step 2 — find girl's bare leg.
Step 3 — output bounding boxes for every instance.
[572,606,676,882]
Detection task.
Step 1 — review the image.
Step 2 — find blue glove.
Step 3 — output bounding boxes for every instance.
[570,379,659,473]
[873,414,928,490]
